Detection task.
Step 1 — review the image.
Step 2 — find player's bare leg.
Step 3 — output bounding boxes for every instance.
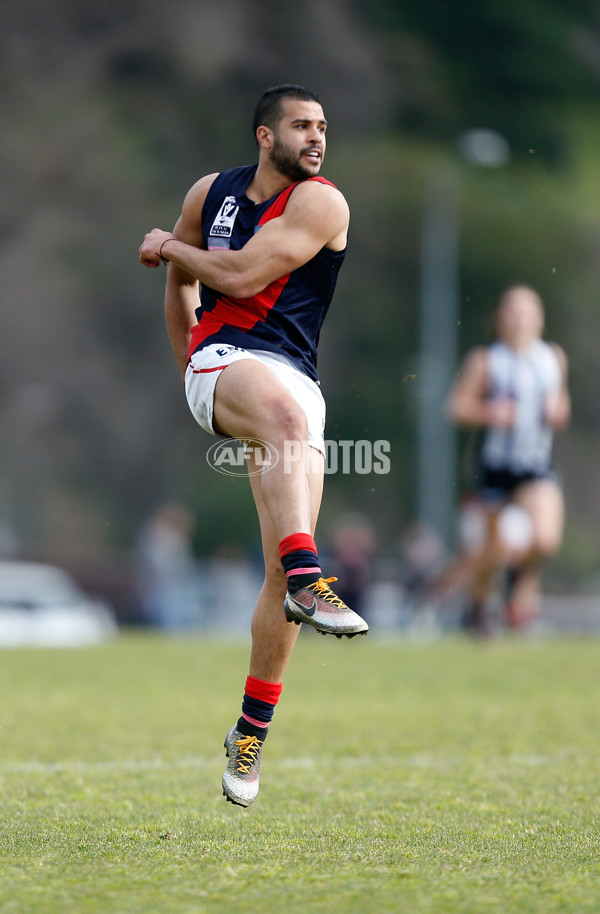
[507,480,565,627]
[460,508,503,635]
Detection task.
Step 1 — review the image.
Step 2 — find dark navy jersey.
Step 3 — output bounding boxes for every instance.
[187,164,346,382]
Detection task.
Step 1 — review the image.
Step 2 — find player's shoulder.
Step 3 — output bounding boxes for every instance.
[463,346,490,371]
[288,176,349,220]
[546,340,568,370]
[295,175,346,200]
[183,172,220,210]
[453,346,491,389]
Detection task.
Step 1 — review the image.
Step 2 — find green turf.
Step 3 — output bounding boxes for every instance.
[1,631,599,913]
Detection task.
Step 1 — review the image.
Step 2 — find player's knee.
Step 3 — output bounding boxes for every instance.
[532,529,562,558]
[273,399,308,443]
[250,390,305,444]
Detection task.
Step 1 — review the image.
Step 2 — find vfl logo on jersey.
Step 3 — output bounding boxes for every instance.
[209,196,239,238]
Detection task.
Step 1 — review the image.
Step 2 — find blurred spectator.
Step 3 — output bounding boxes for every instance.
[135,502,203,629]
[399,521,447,608]
[438,285,570,633]
[328,512,377,622]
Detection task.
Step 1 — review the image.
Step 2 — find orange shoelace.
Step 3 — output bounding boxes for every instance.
[306,577,348,608]
[234,735,262,774]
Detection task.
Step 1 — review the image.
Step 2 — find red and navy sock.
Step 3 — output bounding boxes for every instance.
[237,675,283,741]
[279,532,322,594]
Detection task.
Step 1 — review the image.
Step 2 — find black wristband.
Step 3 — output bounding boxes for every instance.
[159,237,176,265]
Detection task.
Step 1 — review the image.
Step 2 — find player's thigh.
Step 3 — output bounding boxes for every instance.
[213,358,307,441]
[512,479,564,553]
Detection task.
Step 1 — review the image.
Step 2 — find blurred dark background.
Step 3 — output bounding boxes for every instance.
[3,0,600,621]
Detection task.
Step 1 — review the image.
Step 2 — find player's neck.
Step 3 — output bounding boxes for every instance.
[502,335,538,352]
[246,160,300,204]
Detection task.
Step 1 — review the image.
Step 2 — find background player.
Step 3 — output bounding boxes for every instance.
[442,285,570,633]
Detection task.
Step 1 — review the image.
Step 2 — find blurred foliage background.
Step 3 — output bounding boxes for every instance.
[3,0,600,608]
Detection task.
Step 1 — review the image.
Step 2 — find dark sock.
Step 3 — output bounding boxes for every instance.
[462,600,485,629]
[279,533,322,593]
[286,571,321,593]
[237,676,282,741]
[236,716,268,740]
[504,566,522,601]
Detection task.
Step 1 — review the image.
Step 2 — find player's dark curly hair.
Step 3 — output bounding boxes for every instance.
[253,84,321,140]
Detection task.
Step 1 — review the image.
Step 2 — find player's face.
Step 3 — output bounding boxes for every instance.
[496,289,544,347]
[269,99,327,181]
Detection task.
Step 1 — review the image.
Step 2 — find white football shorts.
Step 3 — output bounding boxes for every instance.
[185,344,326,455]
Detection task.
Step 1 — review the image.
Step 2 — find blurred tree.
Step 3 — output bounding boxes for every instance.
[362,0,600,161]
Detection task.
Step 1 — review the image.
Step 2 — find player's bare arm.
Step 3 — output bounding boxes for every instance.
[160,173,218,380]
[447,348,515,428]
[545,343,571,429]
[140,180,349,300]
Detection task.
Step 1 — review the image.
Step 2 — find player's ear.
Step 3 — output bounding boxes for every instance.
[256,125,273,150]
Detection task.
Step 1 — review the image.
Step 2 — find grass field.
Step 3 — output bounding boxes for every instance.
[1,630,600,913]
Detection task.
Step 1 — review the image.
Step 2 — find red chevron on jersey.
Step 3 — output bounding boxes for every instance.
[189,272,290,348]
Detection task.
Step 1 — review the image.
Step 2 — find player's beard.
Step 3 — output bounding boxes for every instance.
[270,134,320,181]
